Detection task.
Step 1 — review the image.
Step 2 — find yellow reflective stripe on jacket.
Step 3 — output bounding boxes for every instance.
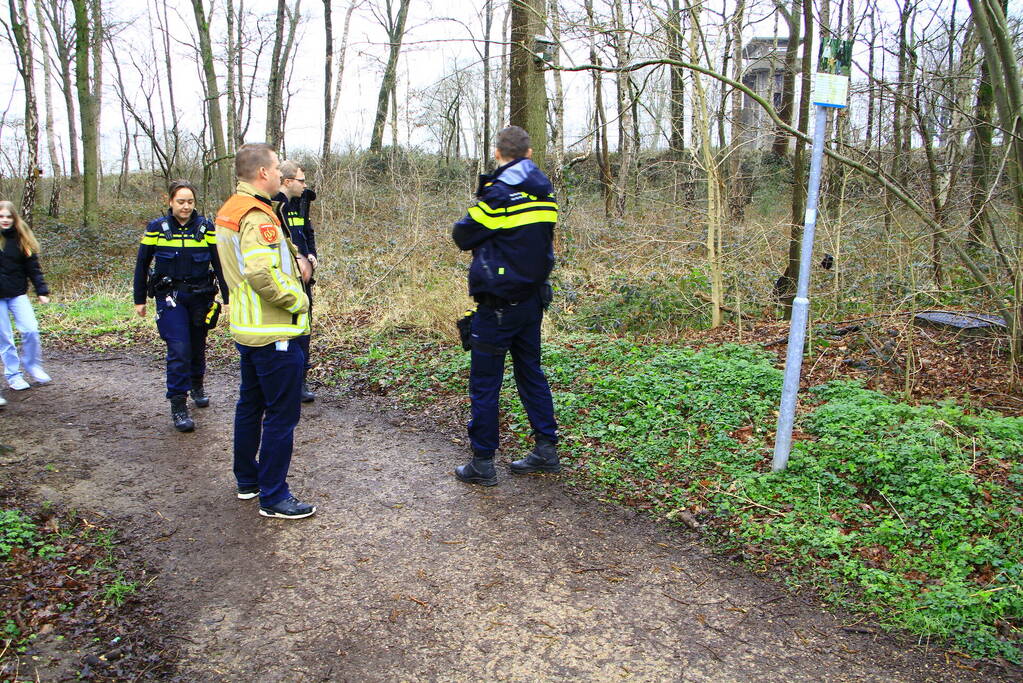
[243,247,279,265]
[468,200,558,230]
[140,235,210,249]
[271,269,305,312]
[230,319,308,336]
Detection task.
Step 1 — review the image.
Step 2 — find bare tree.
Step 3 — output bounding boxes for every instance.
[4,0,40,223]
[70,0,99,229]
[190,0,231,198]
[33,0,61,215]
[39,0,78,180]
[369,0,411,152]
[266,0,302,149]
[321,0,357,160]
[771,0,800,158]
[509,0,547,165]
[665,0,685,155]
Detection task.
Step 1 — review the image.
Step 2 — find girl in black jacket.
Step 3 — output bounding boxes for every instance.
[0,201,51,397]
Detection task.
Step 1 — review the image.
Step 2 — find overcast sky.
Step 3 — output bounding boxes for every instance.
[0,0,992,175]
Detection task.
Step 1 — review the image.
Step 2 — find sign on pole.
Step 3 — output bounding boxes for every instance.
[772,38,853,473]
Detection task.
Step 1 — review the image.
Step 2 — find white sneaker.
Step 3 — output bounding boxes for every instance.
[8,375,29,391]
[27,366,51,384]
[0,394,6,407]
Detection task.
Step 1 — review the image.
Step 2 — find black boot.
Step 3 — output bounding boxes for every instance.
[455,451,498,486]
[170,394,195,432]
[190,378,210,408]
[510,437,560,474]
[300,380,316,403]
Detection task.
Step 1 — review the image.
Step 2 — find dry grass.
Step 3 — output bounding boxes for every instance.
[29,152,1006,349]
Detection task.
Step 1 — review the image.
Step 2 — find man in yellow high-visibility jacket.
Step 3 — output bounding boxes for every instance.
[215,142,315,520]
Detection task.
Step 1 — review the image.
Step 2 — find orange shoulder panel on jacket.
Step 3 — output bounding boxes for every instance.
[215,195,279,232]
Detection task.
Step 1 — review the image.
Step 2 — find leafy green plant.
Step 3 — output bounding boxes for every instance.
[0,509,58,560]
[102,576,138,607]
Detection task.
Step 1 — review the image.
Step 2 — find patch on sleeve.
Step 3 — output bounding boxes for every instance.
[258,224,280,244]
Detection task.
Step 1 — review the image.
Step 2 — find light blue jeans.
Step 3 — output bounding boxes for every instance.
[0,294,42,381]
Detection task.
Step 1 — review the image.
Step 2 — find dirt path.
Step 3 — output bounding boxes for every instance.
[0,350,1013,682]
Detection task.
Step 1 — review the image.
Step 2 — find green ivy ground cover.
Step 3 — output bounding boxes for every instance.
[350,334,1023,661]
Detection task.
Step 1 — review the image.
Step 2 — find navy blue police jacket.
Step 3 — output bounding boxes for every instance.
[132,210,228,306]
[452,158,557,303]
[273,189,317,258]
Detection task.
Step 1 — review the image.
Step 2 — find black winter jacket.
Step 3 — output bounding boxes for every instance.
[272,189,317,258]
[452,158,557,303]
[0,228,49,299]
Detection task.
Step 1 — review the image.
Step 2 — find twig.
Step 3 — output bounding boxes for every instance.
[876,489,906,527]
[713,488,784,516]
[694,291,755,319]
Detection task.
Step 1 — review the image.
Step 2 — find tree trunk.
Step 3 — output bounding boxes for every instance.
[90,0,101,191]
[779,0,813,318]
[686,0,722,327]
[226,0,237,157]
[967,32,995,249]
[70,0,98,229]
[33,0,60,184]
[584,0,612,213]
[548,0,564,192]
[190,0,231,199]
[968,0,1023,372]
[481,0,493,164]
[666,0,685,155]
[8,0,39,224]
[42,0,79,180]
[771,0,800,158]
[266,0,287,148]
[370,0,411,153]
[509,0,548,167]
[611,0,634,217]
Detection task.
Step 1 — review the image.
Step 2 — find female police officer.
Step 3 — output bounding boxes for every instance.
[133,180,228,432]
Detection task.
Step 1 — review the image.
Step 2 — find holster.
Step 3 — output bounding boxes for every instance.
[456,309,474,351]
[147,275,173,299]
[193,299,221,329]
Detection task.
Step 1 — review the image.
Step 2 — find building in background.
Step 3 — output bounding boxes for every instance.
[737,37,789,152]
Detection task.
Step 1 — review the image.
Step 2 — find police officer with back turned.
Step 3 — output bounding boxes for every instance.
[452,125,560,486]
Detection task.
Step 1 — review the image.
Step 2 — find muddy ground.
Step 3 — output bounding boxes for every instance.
[0,350,1018,682]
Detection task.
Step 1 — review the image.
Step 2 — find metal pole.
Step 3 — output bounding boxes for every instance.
[772,105,830,472]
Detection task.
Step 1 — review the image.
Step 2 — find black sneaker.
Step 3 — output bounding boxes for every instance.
[300,381,316,403]
[259,495,316,519]
[236,485,260,500]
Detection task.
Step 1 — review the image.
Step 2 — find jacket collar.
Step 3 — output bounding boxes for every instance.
[236,181,274,206]
[166,208,199,229]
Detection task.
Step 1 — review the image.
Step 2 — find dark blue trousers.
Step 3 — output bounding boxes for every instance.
[233,341,304,507]
[155,289,211,399]
[468,292,557,456]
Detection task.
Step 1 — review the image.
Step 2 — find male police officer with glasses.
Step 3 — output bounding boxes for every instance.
[274,160,318,402]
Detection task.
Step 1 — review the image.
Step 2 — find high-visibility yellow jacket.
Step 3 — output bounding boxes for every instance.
[214,182,309,347]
